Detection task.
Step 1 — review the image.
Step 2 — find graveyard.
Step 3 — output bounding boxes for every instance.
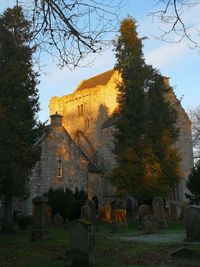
[0,216,200,267]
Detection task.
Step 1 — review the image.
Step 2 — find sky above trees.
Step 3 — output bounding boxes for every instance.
[0,0,200,123]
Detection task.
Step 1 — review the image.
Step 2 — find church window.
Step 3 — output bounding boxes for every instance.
[81,104,84,115]
[85,118,90,128]
[57,156,63,177]
[78,105,80,116]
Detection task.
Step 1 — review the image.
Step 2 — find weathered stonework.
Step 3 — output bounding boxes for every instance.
[27,69,193,213]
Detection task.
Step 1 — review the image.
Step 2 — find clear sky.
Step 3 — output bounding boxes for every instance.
[1,0,200,123]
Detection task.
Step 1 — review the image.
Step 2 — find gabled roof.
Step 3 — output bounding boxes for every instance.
[75,69,115,91]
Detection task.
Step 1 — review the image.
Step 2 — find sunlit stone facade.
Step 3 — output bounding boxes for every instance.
[26,69,193,214]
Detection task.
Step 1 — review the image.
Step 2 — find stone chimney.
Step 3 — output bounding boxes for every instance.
[50,112,63,127]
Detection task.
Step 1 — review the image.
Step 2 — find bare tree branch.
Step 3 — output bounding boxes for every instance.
[150,0,200,49]
[19,0,125,68]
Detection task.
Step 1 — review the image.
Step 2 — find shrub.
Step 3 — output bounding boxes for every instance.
[44,187,88,221]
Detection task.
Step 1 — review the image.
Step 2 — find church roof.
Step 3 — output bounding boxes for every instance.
[75,69,115,91]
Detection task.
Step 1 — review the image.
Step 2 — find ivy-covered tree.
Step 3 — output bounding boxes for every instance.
[0,6,40,233]
[109,17,181,202]
[185,161,200,205]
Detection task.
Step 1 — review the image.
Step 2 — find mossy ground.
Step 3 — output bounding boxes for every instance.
[0,220,199,267]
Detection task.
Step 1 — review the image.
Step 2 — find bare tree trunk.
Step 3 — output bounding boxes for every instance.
[1,195,14,233]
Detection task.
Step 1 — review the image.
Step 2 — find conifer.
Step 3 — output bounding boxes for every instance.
[110,17,181,202]
[0,6,40,232]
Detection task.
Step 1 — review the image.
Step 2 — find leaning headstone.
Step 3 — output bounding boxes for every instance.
[138,204,151,227]
[186,205,200,241]
[126,197,138,219]
[170,247,200,267]
[84,199,96,225]
[152,197,167,229]
[142,215,159,234]
[31,196,49,240]
[69,219,95,267]
[53,213,63,227]
[169,201,178,221]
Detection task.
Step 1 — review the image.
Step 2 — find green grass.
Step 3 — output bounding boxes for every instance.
[0,220,199,267]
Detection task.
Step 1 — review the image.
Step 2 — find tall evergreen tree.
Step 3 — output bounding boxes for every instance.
[110,17,181,202]
[147,68,181,196]
[110,17,159,201]
[0,6,40,232]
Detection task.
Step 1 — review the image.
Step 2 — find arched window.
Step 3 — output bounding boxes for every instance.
[57,156,63,177]
[78,105,80,116]
[81,104,84,115]
[85,118,90,128]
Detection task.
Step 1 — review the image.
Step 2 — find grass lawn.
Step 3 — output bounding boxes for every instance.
[0,220,199,267]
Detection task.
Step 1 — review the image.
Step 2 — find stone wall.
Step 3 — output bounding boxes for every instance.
[48,70,193,204]
[26,114,89,215]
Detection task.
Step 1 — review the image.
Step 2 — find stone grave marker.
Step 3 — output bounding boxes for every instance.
[170,247,200,267]
[84,199,96,225]
[186,205,200,241]
[152,197,167,229]
[138,204,151,227]
[53,213,63,226]
[69,219,95,267]
[141,215,159,234]
[126,197,138,219]
[81,205,91,222]
[31,196,49,240]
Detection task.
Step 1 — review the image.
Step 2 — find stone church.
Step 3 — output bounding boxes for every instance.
[24,69,193,214]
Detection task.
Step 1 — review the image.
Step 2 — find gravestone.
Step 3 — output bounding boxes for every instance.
[31,196,49,240]
[170,247,200,267]
[69,219,95,267]
[53,213,63,226]
[169,201,178,221]
[142,215,159,234]
[126,197,138,219]
[138,204,151,227]
[81,205,91,221]
[84,199,96,225]
[186,205,200,241]
[152,197,167,229]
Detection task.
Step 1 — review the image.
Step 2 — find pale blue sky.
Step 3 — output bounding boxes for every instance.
[1,0,200,123]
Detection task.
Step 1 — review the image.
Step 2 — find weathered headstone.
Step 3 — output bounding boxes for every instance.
[186,205,200,241]
[138,204,151,227]
[81,205,92,221]
[31,196,49,240]
[53,213,63,226]
[152,197,167,229]
[169,201,178,221]
[170,247,200,267]
[126,197,138,219]
[69,219,95,267]
[84,199,96,225]
[142,215,159,234]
